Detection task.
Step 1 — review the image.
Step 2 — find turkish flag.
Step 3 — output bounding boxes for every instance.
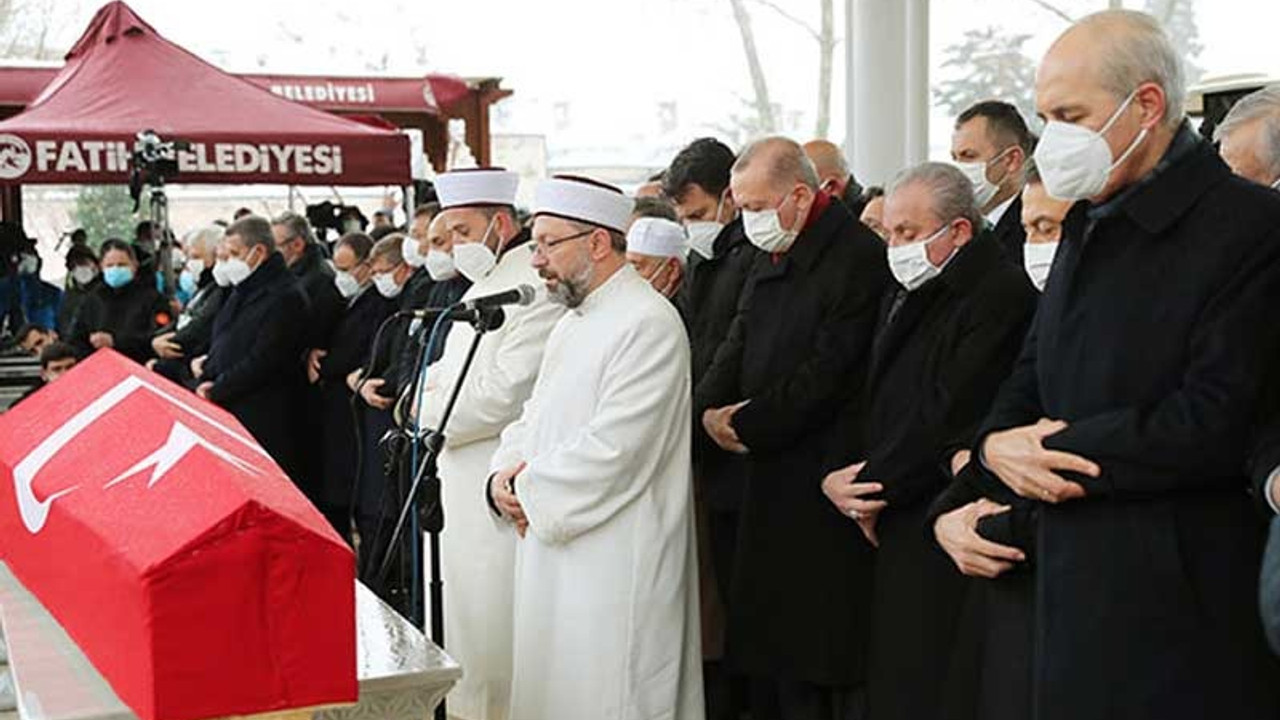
[0,350,356,720]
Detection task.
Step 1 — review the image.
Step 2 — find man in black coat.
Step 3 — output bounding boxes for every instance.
[968,11,1280,720]
[67,238,171,364]
[696,137,889,719]
[951,100,1034,264]
[820,163,1036,720]
[665,136,758,719]
[195,216,309,480]
[310,233,394,543]
[347,232,467,592]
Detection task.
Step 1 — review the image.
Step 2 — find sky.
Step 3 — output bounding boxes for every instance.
[13,0,1280,175]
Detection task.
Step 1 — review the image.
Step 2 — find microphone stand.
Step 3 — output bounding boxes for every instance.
[375,306,505,720]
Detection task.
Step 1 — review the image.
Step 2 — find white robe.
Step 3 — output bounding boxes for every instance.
[417,242,565,720]
[490,265,704,720]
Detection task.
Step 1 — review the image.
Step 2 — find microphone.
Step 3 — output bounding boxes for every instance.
[399,284,537,320]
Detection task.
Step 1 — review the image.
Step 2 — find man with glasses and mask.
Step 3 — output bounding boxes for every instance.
[951,100,1036,263]
[192,216,309,478]
[1216,85,1280,189]
[696,137,889,720]
[486,175,701,720]
[410,168,562,720]
[970,10,1280,720]
[821,162,1035,720]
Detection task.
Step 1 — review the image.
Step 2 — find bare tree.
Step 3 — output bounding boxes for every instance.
[728,0,776,134]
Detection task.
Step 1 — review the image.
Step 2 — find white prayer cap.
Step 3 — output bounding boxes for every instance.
[435,167,520,209]
[533,175,635,234]
[626,217,688,263]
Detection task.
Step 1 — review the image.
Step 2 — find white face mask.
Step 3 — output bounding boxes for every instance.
[71,265,97,286]
[1023,241,1059,292]
[887,223,956,292]
[171,248,187,270]
[373,271,403,298]
[186,258,206,277]
[425,249,458,281]
[212,261,232,287]
[401,235,427,268]
[957,147,1012,208]
[742,194,802,253]
[334,270,361,298]
[452,216,500,282]
[686,221,722,260]
[221,257,253,287]
[17,255,38,275]
[1034,88,1149,201]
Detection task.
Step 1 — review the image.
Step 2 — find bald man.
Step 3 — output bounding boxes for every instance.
[967,10,1280,720]
[697,136,889,719]
[803,139,867,217]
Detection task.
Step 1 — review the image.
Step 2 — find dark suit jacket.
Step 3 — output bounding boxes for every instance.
[204,253,310,476]
[989,195,1026,265]
[852,231,1035,719]
[679,219,760,511]
[695,194,891,686]
[972,126,1280,720]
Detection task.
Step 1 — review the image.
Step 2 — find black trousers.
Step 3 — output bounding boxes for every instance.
[749,677,867,720]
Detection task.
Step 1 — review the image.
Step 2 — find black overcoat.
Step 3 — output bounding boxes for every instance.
[695,196,890,686]
[973,129,1280,720]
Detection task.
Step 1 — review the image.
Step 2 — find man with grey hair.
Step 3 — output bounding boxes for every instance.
[821,162,1036,719]
[696,136,890,718]
[191,215,309,478]
[1216,85,1280,188]
[970,9,1280,719]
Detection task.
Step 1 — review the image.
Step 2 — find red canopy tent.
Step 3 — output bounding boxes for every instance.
[0,1,410,186]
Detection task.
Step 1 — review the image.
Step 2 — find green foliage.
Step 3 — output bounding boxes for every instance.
[73,185,135,250]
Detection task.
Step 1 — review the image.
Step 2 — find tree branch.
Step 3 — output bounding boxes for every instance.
[749,0,822,41]
[1027,0,1074,23]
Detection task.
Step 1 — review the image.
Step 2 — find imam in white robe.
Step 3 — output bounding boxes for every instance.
[490,264,704,720]
[416,241,564,720]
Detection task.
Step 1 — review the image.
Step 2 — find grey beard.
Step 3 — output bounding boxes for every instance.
[547,261,594,309]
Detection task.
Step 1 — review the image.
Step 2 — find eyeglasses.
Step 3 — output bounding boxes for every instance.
[533,228,594,258]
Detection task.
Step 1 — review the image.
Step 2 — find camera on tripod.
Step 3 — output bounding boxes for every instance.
[129,130,189,210]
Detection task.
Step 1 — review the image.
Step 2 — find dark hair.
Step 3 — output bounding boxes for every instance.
[100,238,138,263]
[225,216,275,252]
[233,207,254,220]
[39,340,77,368]
[861,185,885,202]
[414,202,440,220]
[662,137,736,201]
[134,221,153,240]
[16,323,46,344]
[336,232,375,261]
[70,228,87,244]
[632,196,679,222]
[270,211,315,245]
[369,225,399,241]
[956,100,1035,156]
[65,244,97,270]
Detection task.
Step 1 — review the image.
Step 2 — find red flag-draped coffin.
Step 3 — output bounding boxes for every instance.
[0,350,356,720]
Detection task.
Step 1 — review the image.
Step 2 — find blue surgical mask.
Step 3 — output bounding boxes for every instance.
[102,266,134,289]
[178,269,198,296]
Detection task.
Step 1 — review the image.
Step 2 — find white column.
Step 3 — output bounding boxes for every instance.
[845,0,930,185]
[904,0,930,165]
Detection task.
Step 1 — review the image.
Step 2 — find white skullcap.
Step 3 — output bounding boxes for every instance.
[435,168,520,209]
[533,175,634,233]
[626,217,688,263]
